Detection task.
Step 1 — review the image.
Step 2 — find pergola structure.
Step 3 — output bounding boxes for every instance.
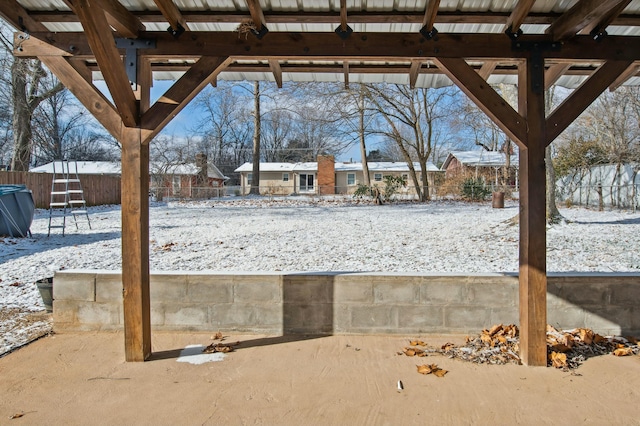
[3,0,640,366]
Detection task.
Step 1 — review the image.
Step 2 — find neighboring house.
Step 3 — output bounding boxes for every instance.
[441,150,519,186]
[235,156,442,196]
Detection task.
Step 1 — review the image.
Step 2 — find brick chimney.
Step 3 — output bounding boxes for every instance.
[317,155,335,195]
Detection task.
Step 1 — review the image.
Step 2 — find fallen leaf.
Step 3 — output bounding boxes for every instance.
[613,347,633,357]
[9,413,24,419]
[441,342,455,351]
[212,332,223,340]
[404,348,416,357]
[410,340,426,346]
[550,351,567,369]
[416,364,433,375]
[488,324,503,336]
[433,369,447,378]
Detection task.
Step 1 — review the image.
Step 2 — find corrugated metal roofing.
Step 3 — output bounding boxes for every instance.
[11,0,640,88]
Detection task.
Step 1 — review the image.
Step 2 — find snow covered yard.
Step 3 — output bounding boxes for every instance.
[2,196,640,355]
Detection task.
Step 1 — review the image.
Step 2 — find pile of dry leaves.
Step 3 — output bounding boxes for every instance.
[202,332,239,354]
[400,324,639,372]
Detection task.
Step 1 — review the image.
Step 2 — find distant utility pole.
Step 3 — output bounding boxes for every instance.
[250,81,261,195]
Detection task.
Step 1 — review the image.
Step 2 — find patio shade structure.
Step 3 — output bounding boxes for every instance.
[3,0,640,365]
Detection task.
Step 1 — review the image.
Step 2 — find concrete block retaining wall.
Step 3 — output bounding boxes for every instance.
[52,270,640,336]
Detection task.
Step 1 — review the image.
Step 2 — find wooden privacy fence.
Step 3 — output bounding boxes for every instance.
[0,171,121,208]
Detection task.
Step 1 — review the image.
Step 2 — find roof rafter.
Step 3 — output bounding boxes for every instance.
[409,60,422,89]
[269,59,283,88]
[246,0,267,31]
[504,0,536,36]
[609,62,639,91]
[0,0,48,32]
[422,0,440,32]
[544,63,571,89]
[546,0,630,41]
[63,0,145,38]
[579,0,632,36]
[478,60,498,80]
[74,0,138,127]
[152,0,189,34]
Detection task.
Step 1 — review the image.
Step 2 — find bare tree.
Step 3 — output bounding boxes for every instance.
[364,83,456,202]
[0,27,64,170]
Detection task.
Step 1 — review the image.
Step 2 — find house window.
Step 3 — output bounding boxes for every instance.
[347,173,356,185]
[283,173,289,182]
[247,173,252,185]
[374,173,383,182]
[299,173,314,192]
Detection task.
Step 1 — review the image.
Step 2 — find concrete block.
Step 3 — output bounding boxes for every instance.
[334,279,373,303]
[373,282,419,304]
[52,300,77,325]
[282,275,332,303]
[584,306,632,336]
[150,303,165,326]
[332,305,352,332]
[547,307,586,330]
[235,280,281,303]
[548,281,611,305]
[53,272,95,301]
[466,282,517,307]
[150,274,187,302]
[76,301,119,325]
[420,281,466,305]
[396,305,444,329]
[164,305,208,326]
[209,303,281,329]
[489,307,518,326]
[609,283,640,306]
[444,306,491,330]
[283,303,333,334]
[186,275,233,303]
[350,305,394,328]
[95,273,122,302]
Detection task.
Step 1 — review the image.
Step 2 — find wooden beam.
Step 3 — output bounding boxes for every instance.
[343,61,349,90]
[579,0,632,35]
[68,57,93,83]
[95,0,146,38]
[0,1,48,32]
[544,63,571,89]
[546,0,628,41]
[409,60,421,89]
[74,0,138,127]
[546,59,633,144]
[246,0,266,31]
[478,60,497,80]
[63,0,144,38]
[121,126,151,362]
[422,0,440,31]
[137,57,152,113]
[153,0,189,33]
[433,57,526,146]
[38,56,123,139]
[22,32,640,62]
[517,53,548,367]
[339,0,348,32]
[13,32,71,57]
[269,59,283,88]
[141,56,232,142]
[609,62,639,91]
[504,0,536,35]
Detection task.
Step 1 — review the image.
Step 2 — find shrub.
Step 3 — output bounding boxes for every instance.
[461,177,491,201]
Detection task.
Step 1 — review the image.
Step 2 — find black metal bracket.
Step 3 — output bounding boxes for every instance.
[419,25,438,40]
[115,38,157,88]
[167,23,185,39]
[504,25,523,41]
[589,27,608,42]
[511,40,562,53]
[251,24,269,40]
[334,24,353,40]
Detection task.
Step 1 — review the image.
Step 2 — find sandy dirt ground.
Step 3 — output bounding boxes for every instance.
[1,331,639,425]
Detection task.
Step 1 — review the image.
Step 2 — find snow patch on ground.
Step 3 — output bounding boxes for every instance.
[2,196,639,355]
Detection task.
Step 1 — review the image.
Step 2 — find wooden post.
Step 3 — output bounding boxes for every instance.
[518,53,547,366]
[121,127,151,362]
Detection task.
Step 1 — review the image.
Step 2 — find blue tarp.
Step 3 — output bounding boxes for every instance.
[0,185,35,237]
